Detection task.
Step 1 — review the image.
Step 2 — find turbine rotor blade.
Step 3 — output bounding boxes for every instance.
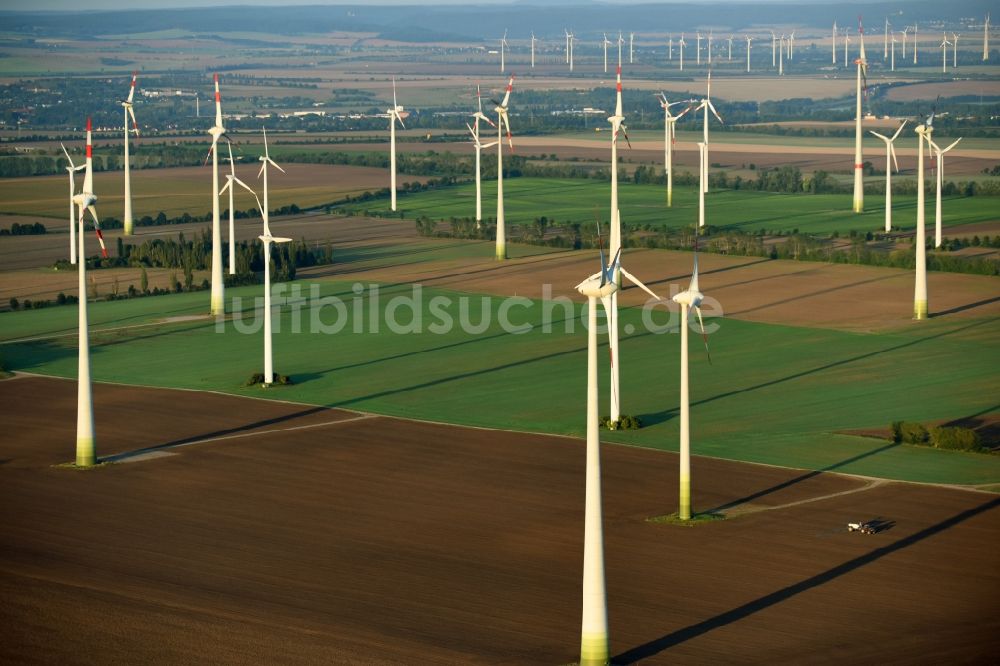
[694,306,712,364]
[620,267,661,300]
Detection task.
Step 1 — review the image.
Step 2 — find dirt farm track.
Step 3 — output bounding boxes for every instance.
[2,376,998,664]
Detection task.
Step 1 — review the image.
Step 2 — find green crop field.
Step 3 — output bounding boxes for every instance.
[354,177,998,235]
[3,279,998,485]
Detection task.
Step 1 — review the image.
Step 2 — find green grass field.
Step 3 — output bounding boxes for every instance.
[3,279,998,485]
[355,177,998,236]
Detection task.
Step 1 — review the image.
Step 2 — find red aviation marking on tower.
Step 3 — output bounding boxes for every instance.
[855,163,865,168]
[86,117,93,158]
[214,73,221,102]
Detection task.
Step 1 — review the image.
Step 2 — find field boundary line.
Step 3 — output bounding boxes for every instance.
[13,372,998,493]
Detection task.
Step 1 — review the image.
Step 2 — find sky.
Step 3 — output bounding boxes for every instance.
[3,0,799,9]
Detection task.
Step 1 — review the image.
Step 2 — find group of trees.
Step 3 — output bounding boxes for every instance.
[1,221,46,235]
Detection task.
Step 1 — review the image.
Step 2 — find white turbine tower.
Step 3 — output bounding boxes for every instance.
[778,34,785,75]
[952,32,959,68]
[789,31,795,59]
[219,142,256,275]
[466,85,497,228]
[629,32,634,63]
[833,21,838,64]
[658,94,692,207]
[672,249,712,521]
[913,23,919,64]
[930,137,962,248]
[206,73,228,317]
[71,118,108,467]
[985,14,991,61]
[678,33,686,70]
[693,72,724,200]
[617,31,624,69]
[940,33,951,73]
[60,143,86,265]
[531,32,536,68]
[256,128,291,386]
[121,71,139,236]
[574,229,659,663]
[707,31,713,65]
[902,26,909,59]
[566,29,571,64]
[385,78,408,212]
[914,120,932,320]
[493,75,514,261]
[891,33,897,71]
[844,31,851,68]
[500,29,508,73]
[668,36,673,61]
[728,34,733,61]
[869,120,906,232]
[602,33,611,73]
[852,21,868,213]
[884,17,890,59]
[771,31,777,67]
[569,31,575,71]
[746,35,752,72]
[697,141,706,228]
[696,32,702,65]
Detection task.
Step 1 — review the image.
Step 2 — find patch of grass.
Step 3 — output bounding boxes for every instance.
[5,279,1000,485]
[647,512,728,526]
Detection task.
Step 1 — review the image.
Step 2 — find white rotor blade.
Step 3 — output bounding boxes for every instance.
[890,119,907,141]
[889,143,899,173]
[620,267,662,301]
[693,305,712,364]
[707,100,724,124]
[941,138,962,153]
[266,157,285,174]
[219,178,232,196]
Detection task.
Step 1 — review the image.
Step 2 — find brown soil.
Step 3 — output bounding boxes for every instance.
[1,376,997,664]
[307,241,1000,331]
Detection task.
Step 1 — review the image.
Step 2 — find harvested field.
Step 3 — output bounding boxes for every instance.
[885,80,1000,101]
[1,375,997,664]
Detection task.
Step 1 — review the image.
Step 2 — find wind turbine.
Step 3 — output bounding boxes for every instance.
[668,36,673,61]
[672,248,712,521]
[852,19,867,214]
[912,23,919,64]
[219,142,256,275]
[902,26,909,59]
[617,31,624,69]
[696,32,702,65]
[629,32,634,63]
[493,75,514,261]
[531,32,536,68]
[929,137,962,248]
[914,119,932,320]
[697,141,707,228]
[771,31,777,67]
[869,120,906,232]
[884,18,890,59]
[569,31,575,71]
[72,118,106,467]
[693,72,724,198]
[566,29,571,64]
[60,143,86,265]
[952,32,959,68]
[788,31,795,59]
[658,94,691,207]
[500,30,508,73]
[844,31,851,68]
[385,78,408,212]
[727,34,733,61]
[121,71,139,236]
[746,35,752,72]
[985,14,991,61]
[205,73,229,317]
[602,33,611,73]
[707,31,713,65]
[940,32,951,73]
[891,33,897,71]
[255,128,292,386]
[678,33,686,70]
[778,34,785,75]
[833,21,838,64]
[467,85,497,228]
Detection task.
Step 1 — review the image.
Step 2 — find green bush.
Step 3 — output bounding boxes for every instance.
[930,426,982,452]
[891,421,929,444]
[601,415,642,430]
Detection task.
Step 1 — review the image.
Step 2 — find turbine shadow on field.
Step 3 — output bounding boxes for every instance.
[637,318,992,428]
[103,405,330,462]
[612,496,1000,664]
[725,273,898,317]
[933,295,1000,317]
[706,440,900,515]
